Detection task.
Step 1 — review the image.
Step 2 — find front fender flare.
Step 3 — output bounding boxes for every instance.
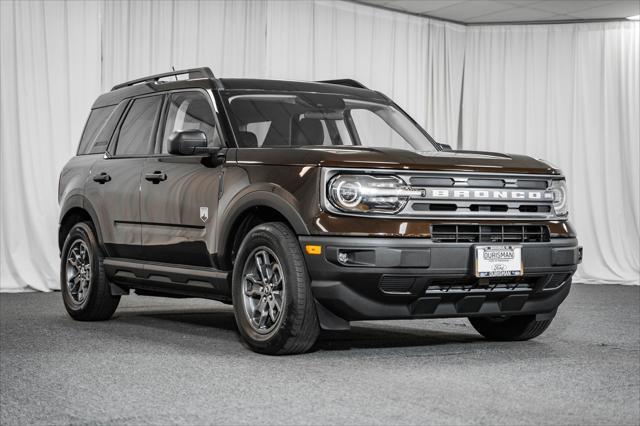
[216,189,310,264]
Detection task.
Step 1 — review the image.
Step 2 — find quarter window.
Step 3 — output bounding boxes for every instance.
[115,96,162,156]
[89,102,127,154]
[77,106,115,155]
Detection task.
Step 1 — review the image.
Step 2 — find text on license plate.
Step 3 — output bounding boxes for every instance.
[475,245,523,278]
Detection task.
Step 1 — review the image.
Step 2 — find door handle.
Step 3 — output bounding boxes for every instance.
[93,172,111,184]
[145,171,167,184]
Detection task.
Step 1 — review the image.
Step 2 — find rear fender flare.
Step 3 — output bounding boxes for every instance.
[59,195,106,253]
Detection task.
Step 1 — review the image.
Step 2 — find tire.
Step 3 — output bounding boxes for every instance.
[232,222,319,355]
[60,222,120,321]
[469,314,554,341]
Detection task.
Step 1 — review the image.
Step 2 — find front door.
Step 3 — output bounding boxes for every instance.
[140,90,224,266]
[85,94,163,259]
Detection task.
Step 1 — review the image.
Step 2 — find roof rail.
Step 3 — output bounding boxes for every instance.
[318,79,368,89]
[111,67,217,91]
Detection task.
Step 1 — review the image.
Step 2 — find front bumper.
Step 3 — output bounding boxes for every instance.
[299,236,581,329]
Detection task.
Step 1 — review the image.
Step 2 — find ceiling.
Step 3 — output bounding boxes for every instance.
[356,1,640,24]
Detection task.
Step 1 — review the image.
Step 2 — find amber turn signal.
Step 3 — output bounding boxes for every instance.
[305,245,322,255]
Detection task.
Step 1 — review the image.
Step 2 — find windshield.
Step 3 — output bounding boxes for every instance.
[224,92,437,151]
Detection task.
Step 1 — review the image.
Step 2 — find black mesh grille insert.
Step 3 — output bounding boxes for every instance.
[469,204,509,212]
[409,177,454,187]
[431,224,550,243]
[519,205,551,213]
[379,275,416,293]
[466,178,504,188]
[413,203,457,211]
[517,180,548,189]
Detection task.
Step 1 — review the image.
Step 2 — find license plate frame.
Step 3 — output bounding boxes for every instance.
[475,245,523,278]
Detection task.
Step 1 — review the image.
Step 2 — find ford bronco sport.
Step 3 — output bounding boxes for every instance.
[59,67,582,354]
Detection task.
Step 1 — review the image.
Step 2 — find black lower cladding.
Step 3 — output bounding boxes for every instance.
[299,236,580,322]
[105,241,212,266]
[103,258,231,301]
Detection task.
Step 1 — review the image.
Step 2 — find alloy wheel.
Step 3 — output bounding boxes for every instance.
[65,240,92,304]
[241,247,285,334]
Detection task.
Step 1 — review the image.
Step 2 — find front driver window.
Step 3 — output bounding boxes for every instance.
[162,91,220,153]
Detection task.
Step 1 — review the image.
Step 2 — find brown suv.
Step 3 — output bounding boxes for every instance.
[58,67,581,354]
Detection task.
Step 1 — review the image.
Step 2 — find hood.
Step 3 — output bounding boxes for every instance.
[235,146,559,175]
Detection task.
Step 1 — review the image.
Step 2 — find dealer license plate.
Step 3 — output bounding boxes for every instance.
[475,245,523,278]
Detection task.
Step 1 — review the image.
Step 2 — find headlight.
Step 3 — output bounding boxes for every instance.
[327,174,419,214]
[550,179,569,216]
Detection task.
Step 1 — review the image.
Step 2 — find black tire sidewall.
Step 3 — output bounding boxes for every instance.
[60,222,101,315]
[232,223,307,353]
[469,314,553,341]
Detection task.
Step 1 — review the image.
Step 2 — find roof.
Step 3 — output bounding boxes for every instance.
[92,71,386,109]
[219,78,386,101]
[92,78,214,109]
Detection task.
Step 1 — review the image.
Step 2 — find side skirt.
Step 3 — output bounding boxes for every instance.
[103,258,232,302]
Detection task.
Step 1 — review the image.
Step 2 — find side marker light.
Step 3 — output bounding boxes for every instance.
[305,245,322,255]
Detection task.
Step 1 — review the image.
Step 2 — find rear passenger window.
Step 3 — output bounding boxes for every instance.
[77,106,115,155]
[115,96,162,156]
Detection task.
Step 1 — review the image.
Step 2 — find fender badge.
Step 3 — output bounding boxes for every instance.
[200,207,209,223]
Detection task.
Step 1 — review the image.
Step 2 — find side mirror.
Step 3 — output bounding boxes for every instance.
[438,143,453,151]
[168,129,219,155]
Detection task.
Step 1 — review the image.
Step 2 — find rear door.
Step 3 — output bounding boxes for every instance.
[85,94,163,259]
[140,90,224,266]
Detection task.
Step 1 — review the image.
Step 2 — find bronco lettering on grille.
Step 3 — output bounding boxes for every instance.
[426,188,553,201]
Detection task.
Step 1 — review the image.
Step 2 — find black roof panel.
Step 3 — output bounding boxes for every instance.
[219,78,385,101]
[92,78,215,109]
[92,76,386,109]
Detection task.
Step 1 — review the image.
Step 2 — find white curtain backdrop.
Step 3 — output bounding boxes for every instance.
[462,22,639,285]
[1,1,638,291]
[0,0,465,291]
[1,0,103,291]
[99,0,466,145]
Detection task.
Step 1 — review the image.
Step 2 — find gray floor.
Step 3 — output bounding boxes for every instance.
[1,284,638,425]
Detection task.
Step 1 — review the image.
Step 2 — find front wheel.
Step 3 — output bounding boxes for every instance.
[232,222,319,355]
[468,314,555,341]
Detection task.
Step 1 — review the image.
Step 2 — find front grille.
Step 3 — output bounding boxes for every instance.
[402,172,557,218]
[323,169,561,219]
[431,224,550,243]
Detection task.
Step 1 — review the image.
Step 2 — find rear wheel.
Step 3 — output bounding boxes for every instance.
[232,222,319,355]
[469,314,554,341]
[60,222,120,321]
